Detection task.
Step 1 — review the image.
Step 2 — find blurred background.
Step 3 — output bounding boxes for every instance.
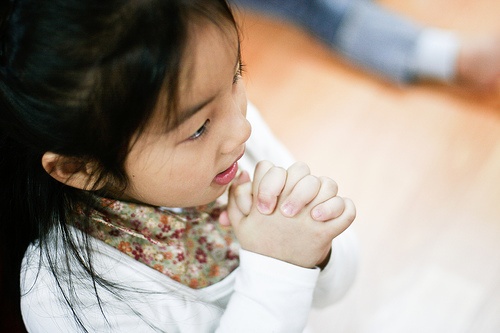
[235,0,500,332]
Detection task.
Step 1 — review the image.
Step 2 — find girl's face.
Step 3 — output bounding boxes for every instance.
[118,21,251,208]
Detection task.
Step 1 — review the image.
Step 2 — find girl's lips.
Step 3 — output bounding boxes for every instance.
[214,162,238,186]
[214,151,244,186]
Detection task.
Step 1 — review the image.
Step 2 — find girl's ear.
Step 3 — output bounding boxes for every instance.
[41,152,104,190]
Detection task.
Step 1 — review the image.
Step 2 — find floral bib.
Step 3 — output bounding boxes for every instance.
[77,197,240,289]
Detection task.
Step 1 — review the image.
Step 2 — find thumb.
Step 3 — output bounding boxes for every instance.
[219,171,251,226]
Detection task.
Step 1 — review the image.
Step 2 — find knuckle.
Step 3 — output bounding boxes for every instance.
[261,167,286,195]
[331,196,346,210]
[254,160,273,178]
[272,166,287,176]
[256,160,273,169]
[289,161,310,174]
[303,174,321,188]
[266,166,286,180]
[320,177,338,194]
[343,200,357,222]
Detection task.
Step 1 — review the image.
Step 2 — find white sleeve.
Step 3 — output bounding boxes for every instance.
[217,249,320,332]
[312,228,359,308]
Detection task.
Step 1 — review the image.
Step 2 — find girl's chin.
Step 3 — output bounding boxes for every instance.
[176,186,229,208]
[122,182,232,208]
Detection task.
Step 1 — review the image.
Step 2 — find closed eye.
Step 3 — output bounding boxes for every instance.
[188,119,210,140]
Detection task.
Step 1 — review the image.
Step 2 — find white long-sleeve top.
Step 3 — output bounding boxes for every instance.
[21,102,358,332]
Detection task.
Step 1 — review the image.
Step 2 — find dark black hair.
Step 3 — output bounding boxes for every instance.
[0,0,237,331]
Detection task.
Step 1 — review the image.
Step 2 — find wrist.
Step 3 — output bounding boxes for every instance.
[316,248,332,271]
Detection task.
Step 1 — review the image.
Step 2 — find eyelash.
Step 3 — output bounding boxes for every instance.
[233,62,245,84]
[189,119,210,141]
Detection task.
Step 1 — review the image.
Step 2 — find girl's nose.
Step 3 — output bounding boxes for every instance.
[220,102,251,155]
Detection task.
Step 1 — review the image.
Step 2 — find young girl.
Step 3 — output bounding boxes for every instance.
[0,0,357,332]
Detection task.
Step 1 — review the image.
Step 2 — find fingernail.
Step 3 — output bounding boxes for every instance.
[312,208,323,220]
[258,201,271,214]
[281,203,295,217]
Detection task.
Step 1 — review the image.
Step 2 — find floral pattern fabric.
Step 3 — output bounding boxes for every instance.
[76,197,240,289]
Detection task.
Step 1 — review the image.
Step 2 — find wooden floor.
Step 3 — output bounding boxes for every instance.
[235,1,500,332]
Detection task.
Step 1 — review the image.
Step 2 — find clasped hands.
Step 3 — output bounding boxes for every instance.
[219,161,356,269]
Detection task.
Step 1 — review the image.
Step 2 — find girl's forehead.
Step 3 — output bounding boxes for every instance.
[185,18,240,65]
[180,20,239,90]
